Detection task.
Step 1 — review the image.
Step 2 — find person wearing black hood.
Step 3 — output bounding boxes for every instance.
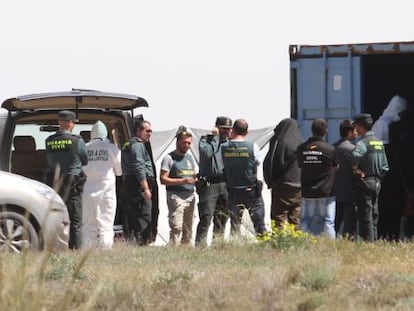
[263,118,302,229]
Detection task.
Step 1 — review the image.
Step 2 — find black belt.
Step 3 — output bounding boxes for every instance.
[229,184,256,191]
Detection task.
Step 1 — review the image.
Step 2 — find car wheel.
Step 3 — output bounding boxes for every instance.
[0,211,39,253]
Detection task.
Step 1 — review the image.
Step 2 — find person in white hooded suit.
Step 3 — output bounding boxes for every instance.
[372,95,407,144]
[82,121,122,249]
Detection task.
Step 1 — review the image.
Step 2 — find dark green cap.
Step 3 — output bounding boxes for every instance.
[58,110,77,122]
[353,113,373,125]
[215,116,232,128]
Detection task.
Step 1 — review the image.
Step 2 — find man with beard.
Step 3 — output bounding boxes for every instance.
[160,126,197,245]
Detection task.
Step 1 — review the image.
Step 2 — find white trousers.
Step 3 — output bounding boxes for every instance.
[83,193,116,249]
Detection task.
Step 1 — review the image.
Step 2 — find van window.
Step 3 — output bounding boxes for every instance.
[13,124,94,150]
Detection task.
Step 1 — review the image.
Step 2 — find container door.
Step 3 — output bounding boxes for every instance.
[291,55,361,143]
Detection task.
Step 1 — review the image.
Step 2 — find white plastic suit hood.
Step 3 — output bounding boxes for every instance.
[372,95,407,143]
[91,121,108,141]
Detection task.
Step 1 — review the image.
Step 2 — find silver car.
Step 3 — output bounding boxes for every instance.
[0,171,70,252]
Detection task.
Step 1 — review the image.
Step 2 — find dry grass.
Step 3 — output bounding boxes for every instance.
[2,239,414,310]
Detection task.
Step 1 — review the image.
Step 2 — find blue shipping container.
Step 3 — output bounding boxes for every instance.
[290,40,414,142]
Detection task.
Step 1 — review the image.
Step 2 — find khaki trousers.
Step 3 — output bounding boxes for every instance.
[167,191,195,245]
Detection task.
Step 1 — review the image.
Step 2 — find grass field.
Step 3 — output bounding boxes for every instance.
[2,238,414,310]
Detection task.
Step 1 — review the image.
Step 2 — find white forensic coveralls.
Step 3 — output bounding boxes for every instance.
[82,121,122,249]
[372,95,407,143]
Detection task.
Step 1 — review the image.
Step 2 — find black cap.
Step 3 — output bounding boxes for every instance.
[353,113,373,129]
[215,116,232,128]
[58,110,77,122]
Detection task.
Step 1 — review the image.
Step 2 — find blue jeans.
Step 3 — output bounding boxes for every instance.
[301,197,336,239]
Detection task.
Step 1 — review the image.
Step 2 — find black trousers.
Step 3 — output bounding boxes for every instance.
[195,182,230,246]
[228,186,266,235]
[149,178,159,243]
[123,176,152,245]
[377,171,405,241]
[354,177,381,242]
[335,200,357,238]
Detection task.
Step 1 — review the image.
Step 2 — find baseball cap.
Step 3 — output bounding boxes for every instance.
[215,116,232,128]
[58,110,77,122]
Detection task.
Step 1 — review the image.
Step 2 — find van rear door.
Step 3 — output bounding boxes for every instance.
[2,89,148,112]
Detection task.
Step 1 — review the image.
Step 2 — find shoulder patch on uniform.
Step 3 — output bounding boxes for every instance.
[122,141,130,150]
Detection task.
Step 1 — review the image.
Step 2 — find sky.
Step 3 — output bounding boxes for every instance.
[1,1,413,131]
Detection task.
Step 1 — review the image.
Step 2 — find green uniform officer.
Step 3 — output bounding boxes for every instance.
[220,119,266,236]
[352,113,389,241]
[45,110,88,249]
[121,120,155,245]
[195,116,233,246]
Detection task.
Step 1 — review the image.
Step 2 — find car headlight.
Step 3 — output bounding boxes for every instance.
[26,179,65,205]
